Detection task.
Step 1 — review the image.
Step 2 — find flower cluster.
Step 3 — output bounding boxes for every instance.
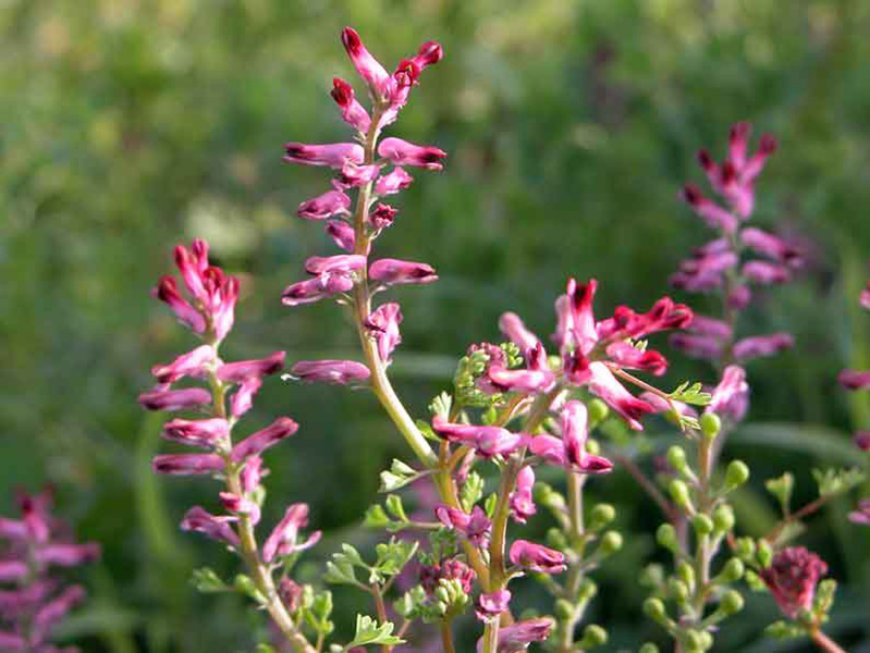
[141,240,319,653]
[0,488,100,652]
[670,123,799,367]
[760,546,828,619]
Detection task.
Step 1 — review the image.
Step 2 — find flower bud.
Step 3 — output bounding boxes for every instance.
[576,578,597,604]
[667,445,689,474]
[735,536,756,561]
[546,528,568,550]
[719,589,744,615]
[700,412,721,440]
[643,598,668,624]
[588,398,610,426]
[639,644,660,653]
[677,561,695,588]
[712,504,735,533]
[669,578,689,603]
[668,479,693,511]
[579,624,608,648]
[598,531,623,556]
[656,524,679,553]
[756,539,773,568]
[724,460,750,491]
[588,504,616,530]
[554,599,574,620]
[692,514,714,536]
[717,558,744,583]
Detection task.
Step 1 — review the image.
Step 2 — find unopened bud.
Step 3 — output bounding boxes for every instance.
[677,560,695,588]
[667,445,688,473]
[724,460,750,491]
[579,624,608,648]
[656,523,679,553]
[546,528,568,550]
[554,599,574,620]
[599,531,623,555]
[639,644,660,653]
[589,504,616,530]
[588,398,609,425]
[757,539,773,568]
[717,558,744,583]
[719,590,744,615]
[712,504,735,532]
[643,598,668,624]
[669,479,693,511]
[668,579,689,603]
[735,536,755,561]
[700,412,721,439]
[692,514,714,535]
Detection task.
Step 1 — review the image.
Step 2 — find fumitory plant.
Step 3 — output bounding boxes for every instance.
[136,25,867,653]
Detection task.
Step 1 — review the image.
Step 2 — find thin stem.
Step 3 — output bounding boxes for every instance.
[371,584,391,653]
[612,453,678,524]
[765,495,831,543]
[810,628,848,653]
[440,620,457,653]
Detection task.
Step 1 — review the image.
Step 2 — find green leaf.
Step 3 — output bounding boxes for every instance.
[765,473,794,515]
[484,493,498,518]
[190,567,227,593]
[765,620,805,640]
[363,504,391,529]
[668,381,712,406]
[385,494,409,522]
[428,392,453,418]
[345,614,404,649]
[233,574,266,603]
[378,458,422,493]
[812,467,865,497]
[460,472,484,512]
[371,538,418,583]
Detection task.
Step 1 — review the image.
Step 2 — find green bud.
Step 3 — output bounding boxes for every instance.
[692,514,714,535]
[734,536,756,561]
[234,574,266,603]
[546,528,568,550]
[640,563,665,588]
[712,504,735,533]
[579,624,608,648]
[434,585,450,604]
[667,445,688,473]
[744,569,766,591]
[717,558,744,583]
[757,539,773,568]
[589,504,616,530]
[586,438,601,455]
[656,523,679,553]
[684,630,704,650]
[676,560,695,588]
[588,398,609,425]
[643,598,668,624]
[765,472,794,513]
[599,531,623,555]
[700,412,721,439]
[724,460,750,491]
[719,590,745,615]
[698,631,714,650]
[534,483,566,510]
[577,578,598,604]
[668,479,693,511]
[554,599,574,620]
[668,579,689,603]
[639,644,660,653]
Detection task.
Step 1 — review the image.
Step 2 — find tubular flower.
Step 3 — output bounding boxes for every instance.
[432,416,523,458]
[282,142,363,168]
[0,489,99,653]
[377,137,447,171]
[476,590,512,621]
[760,547,828,619]
[434,505,492,548]
[509,466,537,524]
[288,359,371,385]
[297,185,352,221]
[262,504,322,563]
[509,540,566,574]
[706,365,750,423]
[369,258,438,286]
[365,302,403,364]
[476,617,554,653]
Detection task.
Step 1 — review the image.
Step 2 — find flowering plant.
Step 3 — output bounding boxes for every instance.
[134,27,868,653]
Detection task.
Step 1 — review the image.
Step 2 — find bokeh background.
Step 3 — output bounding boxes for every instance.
[2,0,869,651]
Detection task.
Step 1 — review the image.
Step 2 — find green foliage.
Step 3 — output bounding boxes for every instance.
[344,614,404,649]
[301,588,335,639]
[460,471,485,512]
[324,539,418,588]
[190,568,227,594]
[812,467,865,497]
[668,381,712,407]
[378,458,423,493]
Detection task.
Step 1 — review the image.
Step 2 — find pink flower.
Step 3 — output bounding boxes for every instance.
[151,345,216,383]
[476,589,511,621]
[36,543,101,567]
[240,456,266,494]
[151,453,224,476]
[552,278,597,354]
[420,558,476,594]
[861,280,870,310]
[839,369,870,391]
[477,617,554,653]
[669,333,724,361]
[304,254,367,276]
[262,504,321,563]
[587,362,655,431]
[706,365,749,422]
[498,312,540,357]
[605,341,668,376]
[760,546,827,619]
[377,137,447,171]
[742,260,791,285]
[855,431,870,452]
[282,142,363,168]
[217,351,285,383]
[297,186,352,221]
[509,466,536,524]
[231,417,299,463]
[434,505,491,548]
[365,303,403,363]
[727,284,752,309]
[138,387,212,412]
[289,359,371,385]
[32,585,86,640]
[733,332,794,362]
[155,276,206,333]
[560,400,612,473]
[162,417,231,450]
[741,227,803,266]
[687,315,733,340]
[180,506,239,548]
[849,499,870,526]
[375,167,414,195]
[281,273,355,306]
[679,184,737,233]
[338,160,382,187]
[509,540,566,574]
[0,561,28,582]
[369,258,438,286]
[230,377,262,418]
[219,492,261,525]
[330,77,371,133]
[326,220,356,252]
[370,203,397,229]
[431,416,523,458]
[486,366,556,394]
[340,27,392,99]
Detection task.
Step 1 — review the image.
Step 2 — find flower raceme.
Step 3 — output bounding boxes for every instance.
[760,547,828,619]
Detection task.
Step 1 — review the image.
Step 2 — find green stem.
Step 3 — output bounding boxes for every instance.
[440,620,457,653]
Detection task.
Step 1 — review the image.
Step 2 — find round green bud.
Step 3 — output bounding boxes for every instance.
[734,536,756,561]
[700,412,722,440]
[589,503,616,530]
[668,579,689,603]
[677,560,695,587]
[599,531,623,555]
[643,597,667,623]
[434,586,450,604]
[534,483,566,510]
[724,460,750,490]
[554,599,574,621]
[656,523,679,552]
[698,631,714,649]
[546,528,568,550]
[712,504,735,533]
[640,563,665,588]
[719,590,745,615]
[685,630,704,650]
[667,445,688,473]
[577,578,598,603]
[669,479,693,510]
[692,514,714,535]
[581,624,608,647]
[588,398,610,425]
[719,558,745,583]
[586,438,601,455]
[639,644,660,653]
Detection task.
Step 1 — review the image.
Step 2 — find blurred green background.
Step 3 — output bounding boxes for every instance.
[2,0,869,651]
